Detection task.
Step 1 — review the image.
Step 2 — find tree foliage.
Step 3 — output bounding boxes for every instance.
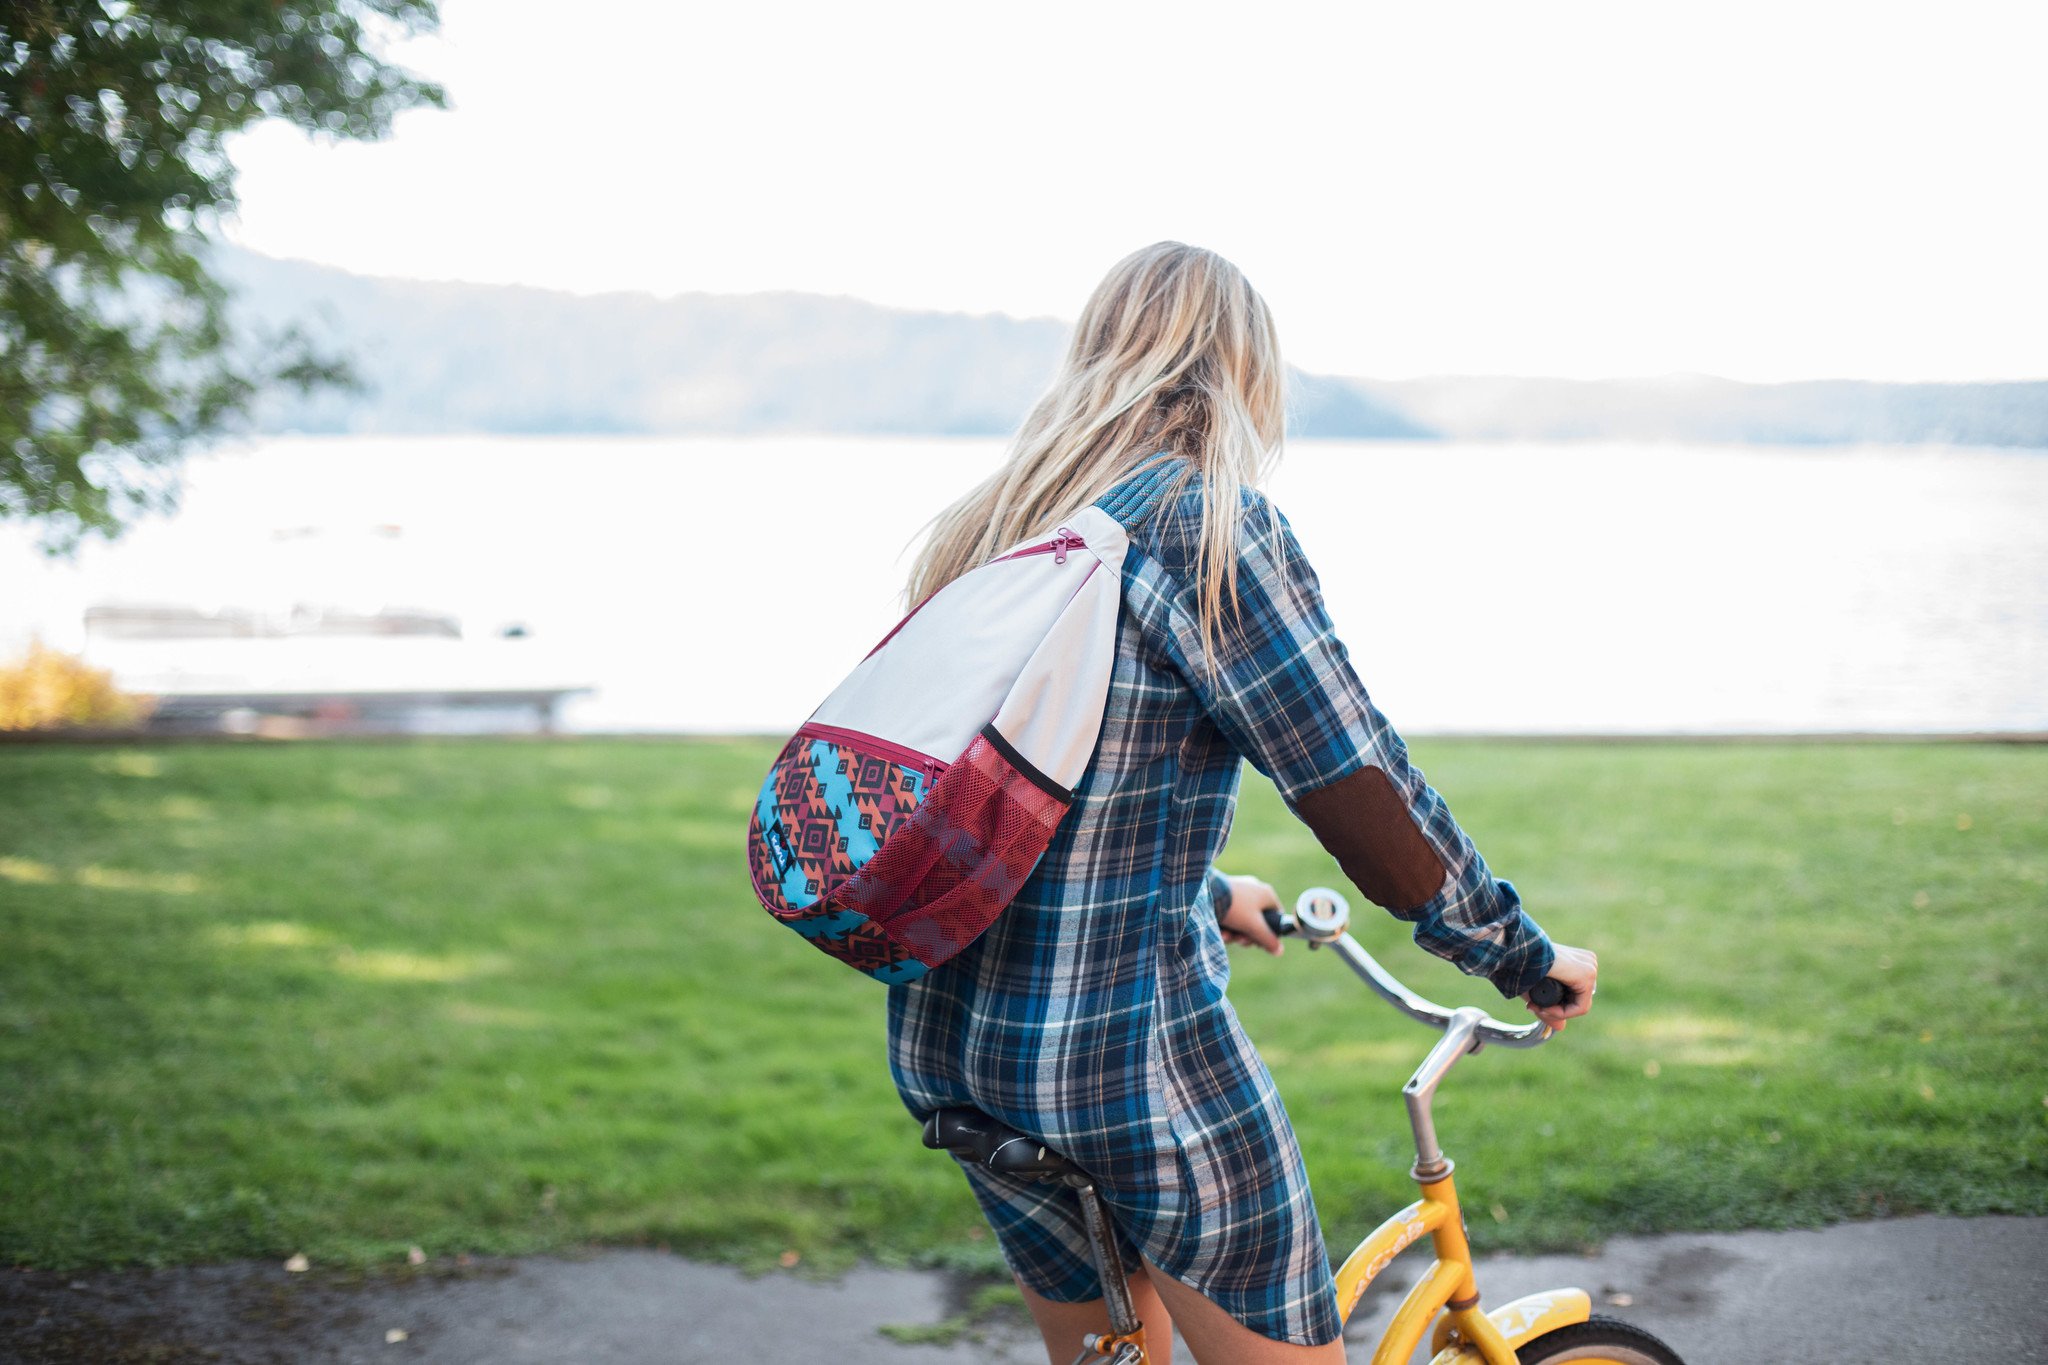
[0,0,442,552]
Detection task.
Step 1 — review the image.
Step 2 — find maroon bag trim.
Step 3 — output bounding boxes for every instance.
[796,720,947,775]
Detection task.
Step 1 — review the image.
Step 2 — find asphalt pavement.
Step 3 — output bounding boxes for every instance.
[3,1215,2041,1363]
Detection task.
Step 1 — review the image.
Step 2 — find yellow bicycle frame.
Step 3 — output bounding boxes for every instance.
[1331,1165,1590,1365]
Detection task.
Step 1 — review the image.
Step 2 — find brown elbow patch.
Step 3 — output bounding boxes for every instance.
[1291,766,1448,914]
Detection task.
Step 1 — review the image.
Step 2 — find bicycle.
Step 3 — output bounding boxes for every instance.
[923,886,1687,1365]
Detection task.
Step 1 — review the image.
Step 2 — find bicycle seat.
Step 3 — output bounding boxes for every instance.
[921,1106,1083,1182]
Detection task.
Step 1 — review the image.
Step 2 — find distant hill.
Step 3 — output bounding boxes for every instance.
[1358,373,2048,447]
[211,245,2048,447]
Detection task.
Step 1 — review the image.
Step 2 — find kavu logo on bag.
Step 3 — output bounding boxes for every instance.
[763,818,795,878]
[744,463,1174,984]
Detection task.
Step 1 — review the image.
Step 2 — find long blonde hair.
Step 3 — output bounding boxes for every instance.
[905,242,1286,659]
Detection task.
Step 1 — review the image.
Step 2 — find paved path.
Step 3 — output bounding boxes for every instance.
[4,1215,2042,1363]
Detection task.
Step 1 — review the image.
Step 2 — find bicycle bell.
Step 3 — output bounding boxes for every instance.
[1293,886,1351,942]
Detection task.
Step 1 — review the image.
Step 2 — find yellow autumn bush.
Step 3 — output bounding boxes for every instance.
[0,640,156,730]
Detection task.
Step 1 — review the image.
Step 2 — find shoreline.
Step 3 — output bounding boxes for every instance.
[4,727,2047,746]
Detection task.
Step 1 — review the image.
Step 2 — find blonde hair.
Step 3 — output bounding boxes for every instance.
[904,242,1285,661]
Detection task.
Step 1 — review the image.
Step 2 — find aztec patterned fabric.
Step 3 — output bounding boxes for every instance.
[886,457,1554,1346]
[749,730,936,914]
[747,727,944,981]
[747,502,1141,983]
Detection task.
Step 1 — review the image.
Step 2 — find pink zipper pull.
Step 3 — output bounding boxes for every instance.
[1052,527,1084,564]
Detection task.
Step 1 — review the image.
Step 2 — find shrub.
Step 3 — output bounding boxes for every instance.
[0,640,155,730]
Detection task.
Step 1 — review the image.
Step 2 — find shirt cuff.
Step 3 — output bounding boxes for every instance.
[1484,883,1556,999]
[1386,869,1557,998]
[1206,868,1234,920]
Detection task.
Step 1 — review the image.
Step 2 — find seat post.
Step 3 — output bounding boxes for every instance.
[1067,1176,1142,1338]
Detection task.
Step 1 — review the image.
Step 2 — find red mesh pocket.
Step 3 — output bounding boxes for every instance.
[828,728,1071,970]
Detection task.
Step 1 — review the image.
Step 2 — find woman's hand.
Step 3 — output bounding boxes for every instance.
[1525,942,1598,1030]
[1218,875,1284,956]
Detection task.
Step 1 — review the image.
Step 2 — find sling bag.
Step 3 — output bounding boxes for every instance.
[744,463,1172,982]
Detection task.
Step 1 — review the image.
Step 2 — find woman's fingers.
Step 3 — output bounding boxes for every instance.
[1525,942,1599,1028]
[1219,874,1283,955]
[1229,910,1282,955]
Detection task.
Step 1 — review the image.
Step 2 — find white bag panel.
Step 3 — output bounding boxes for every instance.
[809,506,1133,765]
[987,559,1121,789]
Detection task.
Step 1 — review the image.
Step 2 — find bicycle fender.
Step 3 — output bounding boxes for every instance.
[1426,1288,1592,1364]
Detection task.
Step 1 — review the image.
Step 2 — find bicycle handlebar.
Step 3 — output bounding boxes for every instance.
[1265,889,1555,1049]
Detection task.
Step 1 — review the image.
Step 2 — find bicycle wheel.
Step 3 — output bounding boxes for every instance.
[1514,1314,1686,1365]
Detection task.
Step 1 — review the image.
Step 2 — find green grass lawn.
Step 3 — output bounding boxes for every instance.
[1,738,2043,1274]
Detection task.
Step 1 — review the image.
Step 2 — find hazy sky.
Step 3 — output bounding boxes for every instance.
[220,0,2048,383]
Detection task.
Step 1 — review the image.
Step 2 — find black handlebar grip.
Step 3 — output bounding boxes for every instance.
[1527,977,1577,1009]
[1263,908,1292,938]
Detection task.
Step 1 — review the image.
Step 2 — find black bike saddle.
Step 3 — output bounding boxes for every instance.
[921,1106,1083,1182]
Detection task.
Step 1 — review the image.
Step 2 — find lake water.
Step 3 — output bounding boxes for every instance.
[4,435,2045,735]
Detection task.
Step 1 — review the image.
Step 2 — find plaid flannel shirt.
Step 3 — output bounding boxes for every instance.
[886,458,1551,1346]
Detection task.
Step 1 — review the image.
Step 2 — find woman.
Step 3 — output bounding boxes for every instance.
[888,242,1598,1365]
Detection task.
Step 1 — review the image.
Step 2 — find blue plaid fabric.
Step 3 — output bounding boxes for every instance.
[886,457,1553,1347]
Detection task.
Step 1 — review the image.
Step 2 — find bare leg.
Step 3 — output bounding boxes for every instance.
[1016,1261,1174,1365]
[1134,1253,1345,1364]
